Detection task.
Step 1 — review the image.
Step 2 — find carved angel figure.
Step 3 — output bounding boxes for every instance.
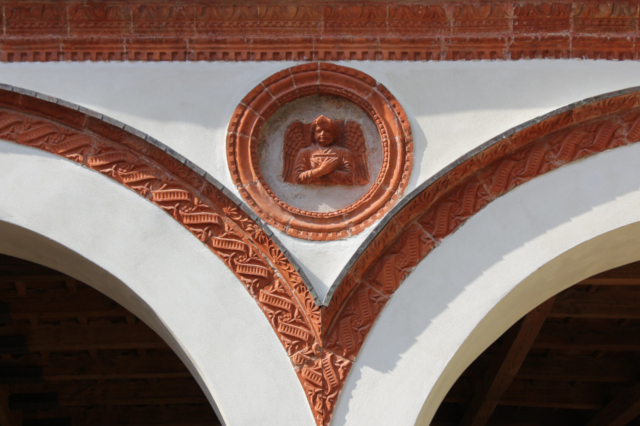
[282,115,369,186]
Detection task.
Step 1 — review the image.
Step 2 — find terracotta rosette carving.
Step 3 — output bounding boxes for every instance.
[227,63,413,241]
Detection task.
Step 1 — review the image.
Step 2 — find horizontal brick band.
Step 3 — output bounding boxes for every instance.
[0,2,638,62]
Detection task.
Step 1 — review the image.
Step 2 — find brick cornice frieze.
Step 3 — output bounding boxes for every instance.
[0,1,638,62]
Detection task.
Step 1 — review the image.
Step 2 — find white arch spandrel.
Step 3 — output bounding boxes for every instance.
[0,140,315,426]
[5,60,640,299]
[331,135,640,425]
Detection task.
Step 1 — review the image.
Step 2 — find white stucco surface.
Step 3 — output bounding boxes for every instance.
[333,140,640,426]
[2,60,640,299]
[0,141,314,426]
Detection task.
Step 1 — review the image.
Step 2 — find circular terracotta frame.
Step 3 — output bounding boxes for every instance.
[227,63,413,241]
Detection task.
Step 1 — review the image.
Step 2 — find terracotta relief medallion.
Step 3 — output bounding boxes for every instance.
[283,115,369,187]
[227,63,413,241]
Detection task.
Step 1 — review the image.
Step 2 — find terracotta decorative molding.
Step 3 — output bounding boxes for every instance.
[0,2,639,62]
[227,63,413,241]
[283,116,370,187]
[325,87,640,374]
[5,84,640,426]
[0,87,325,425]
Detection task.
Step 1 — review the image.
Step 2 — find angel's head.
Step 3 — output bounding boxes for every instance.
[311,115,336,147]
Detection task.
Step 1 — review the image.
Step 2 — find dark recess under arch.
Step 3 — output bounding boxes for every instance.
[433,260,640,426]
[0,253,221,426]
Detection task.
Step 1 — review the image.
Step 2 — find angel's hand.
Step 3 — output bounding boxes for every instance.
[317,157,339,174]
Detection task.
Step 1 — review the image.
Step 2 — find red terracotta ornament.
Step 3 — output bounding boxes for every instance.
[4,86,640,426]
[0,2,639,62]
[283,115,370,187]
[325,91,640,374]
[0,89,322,425]
[227,63,413,241]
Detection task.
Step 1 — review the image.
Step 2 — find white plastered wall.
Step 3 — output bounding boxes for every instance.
[1,60,640,300]
[331,135,640,426]
[0,141,315,426]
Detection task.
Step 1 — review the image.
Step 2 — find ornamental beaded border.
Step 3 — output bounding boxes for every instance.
[227,63,413,241]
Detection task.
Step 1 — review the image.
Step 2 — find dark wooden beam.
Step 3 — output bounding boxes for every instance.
[0,254,219,425]
[0,350,189,382]
[446,378,609,410]
[0,322,167,353]
[487,406,590,426]
[579,278,640,286]
[586,382,640,426]
[517,355,640,383]
[8,378,207,406]
[22,404,220,425]
[501,380,608,410]
[0,286,126,322]
[0,385,22,426]
[0,262,61,275]
[8,392,57,410]
[22,419,71,426]
[0,273,68,284]
[533,321,640,351]
[43,350,189,381]
[550,288,640,319]
[459,298,555,426]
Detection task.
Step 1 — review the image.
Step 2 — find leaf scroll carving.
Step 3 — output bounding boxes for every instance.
[3,87,640,426]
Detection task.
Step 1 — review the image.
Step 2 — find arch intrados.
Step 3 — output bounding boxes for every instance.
[327,88,640,425]
[322,85,640,361]
[0,85,327,425]
[5,81,640,426]
[0,219,221,418]
[416,222,640,425]
[329,84,640,302]
[332,138,640,425]
[0,137,317,425]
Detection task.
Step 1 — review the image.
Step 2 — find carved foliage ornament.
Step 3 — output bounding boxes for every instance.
[323,90,640,368]
[4,85,640,426]
[227,63,413,241]
[0,88,320,425]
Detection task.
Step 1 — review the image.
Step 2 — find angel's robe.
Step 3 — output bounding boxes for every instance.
[294,145,355,185]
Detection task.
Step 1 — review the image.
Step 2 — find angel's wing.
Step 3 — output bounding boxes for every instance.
[282,121,309,183]
[343,121,369,185]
